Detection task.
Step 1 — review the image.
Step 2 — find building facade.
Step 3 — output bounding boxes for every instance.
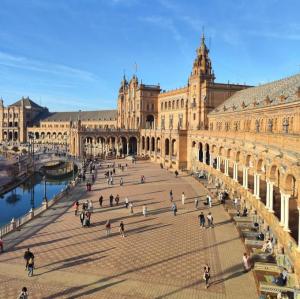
[1,36,300,277]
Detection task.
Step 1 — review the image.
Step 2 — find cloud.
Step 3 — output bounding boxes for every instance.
[0,51,97,81]
[139,16,182,41]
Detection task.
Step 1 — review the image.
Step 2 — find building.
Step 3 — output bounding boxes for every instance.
[1,35,300,277]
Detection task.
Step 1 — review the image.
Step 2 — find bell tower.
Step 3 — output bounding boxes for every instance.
[188,33,215,130]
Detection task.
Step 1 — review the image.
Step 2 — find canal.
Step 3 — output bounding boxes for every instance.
[0,173,71,227]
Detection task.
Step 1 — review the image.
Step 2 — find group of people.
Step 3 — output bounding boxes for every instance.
[77,200,93,227]
[198,211,214,228]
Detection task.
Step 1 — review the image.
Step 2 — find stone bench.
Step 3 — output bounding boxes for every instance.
[236,222,255,229]
[241,230,260,239]
[245,239,265,247]
[233,216,253,222]
[254,262,281,273]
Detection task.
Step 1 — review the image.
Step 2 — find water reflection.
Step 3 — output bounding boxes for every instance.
[0,173,70,226]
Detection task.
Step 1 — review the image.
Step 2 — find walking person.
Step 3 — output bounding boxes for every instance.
[142,205,148,217]
[119,221,125,237]
[172,202,177,216]
[109,194,114,207]
[74,201,79,216]
[0,237,3,253]
[208,194,212,208]
[105,220,111,237]
[115,194,120,205]
[243,252,251,272]
[125,197,129,208]
[198,212,205,228]
[207,212,214,228]
[181,192,185,205]
[203,264,211,288]
[129,202,134,214]
[24,248,34,270]
[195,197,199,209]
[120,177,123,186]
[169,190,173,202]
[80,211,85,227]
[27,257,34,277]
[18,287,28,299]
[99,195,103,207]
[88,200,93,213]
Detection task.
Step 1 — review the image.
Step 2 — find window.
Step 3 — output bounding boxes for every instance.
[161,116,165,129]
[172,101,175,109]
[165,102,167,109]
[181,99,184,108]
[178,114,183,129]
[193,113,196,120]
[176,100,179,108]
[169,114,173,129]
[151,103,154,111]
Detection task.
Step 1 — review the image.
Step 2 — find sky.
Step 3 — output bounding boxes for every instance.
[0,0,299,111]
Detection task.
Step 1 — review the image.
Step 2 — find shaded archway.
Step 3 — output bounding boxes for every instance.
[286,174,298,243]
[151,137,155,152]
[146,114,154,129]
[142,136,145,150]
[146,137,150,151]
[129,136,137,155]
[156,137,161,153]
[171,139,176,156]
[205,144,210,165]
[165,139,170,156]
[198,142,203,162]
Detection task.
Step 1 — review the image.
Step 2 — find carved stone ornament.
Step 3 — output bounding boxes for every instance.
[264,96,271,105]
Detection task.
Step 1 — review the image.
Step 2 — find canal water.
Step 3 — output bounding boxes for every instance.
[0,174,70,227]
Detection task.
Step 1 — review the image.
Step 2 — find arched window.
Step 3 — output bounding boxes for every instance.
[181,98,184,108]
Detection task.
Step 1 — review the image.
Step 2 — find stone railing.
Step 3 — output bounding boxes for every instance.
[0,177,80,238]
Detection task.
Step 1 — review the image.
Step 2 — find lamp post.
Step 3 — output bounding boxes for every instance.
[43,175,47,202]
[28,132,35,170]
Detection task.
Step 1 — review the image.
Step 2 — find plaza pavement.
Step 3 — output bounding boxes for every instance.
[0,160,258,299]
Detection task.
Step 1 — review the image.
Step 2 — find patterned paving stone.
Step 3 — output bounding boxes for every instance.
[0,160,257,298]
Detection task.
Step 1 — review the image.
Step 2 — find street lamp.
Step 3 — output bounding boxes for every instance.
[43,175,47,202]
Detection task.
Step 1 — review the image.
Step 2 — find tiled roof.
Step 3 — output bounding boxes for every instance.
[42,110,117,122]
[210,73,300,114]
[9,97,44,109]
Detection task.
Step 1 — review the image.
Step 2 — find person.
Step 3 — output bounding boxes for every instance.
[206,195,209,206]
[195,198,199,209]
[18,287,28,299]
[105,220,111,237]
[181,192,185,205]
[243,252,251,272]
[175,170,179,178]
[109,194,114,207]
[242,207,248,217]
[74,201,79,216]
[172,203,177,216]
[273,268,288,286]
[88,200,93,213]
[99,195,103,207]
[80,211,85,226]
[125,197,129,208]
[27,257,34,277]
[115,194,119,205]
[261,239,273,254]
[142,205,148,217]
[119,221,125,237]
[24,248,34,270]
[256,232,265,241]
[169,190,173,201]
[207,212,214,228]
[198,212,205,228]
[129,202,134,214]
[120,177,123,186]
[234,197,238,208]
[140,175,145,184]
[208,195,212,208]
[0,237,3,253]
[203,265,211,288]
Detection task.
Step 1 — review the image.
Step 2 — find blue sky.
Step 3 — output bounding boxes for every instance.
[0,0,299,111]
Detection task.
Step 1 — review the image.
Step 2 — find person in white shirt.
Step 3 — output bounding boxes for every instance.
[181,192,185,205]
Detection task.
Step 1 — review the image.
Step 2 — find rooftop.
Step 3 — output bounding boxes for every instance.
[211,73,300,114]
[42,110,117,122]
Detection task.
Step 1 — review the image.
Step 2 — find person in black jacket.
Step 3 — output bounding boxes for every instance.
[24,248,34,270]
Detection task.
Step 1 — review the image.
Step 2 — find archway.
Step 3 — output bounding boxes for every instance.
[146,137,150,151]
[13,131,18,141]
[142,136,145,150]
[121,137,127,155]
[146,114,154,129]
[205,144,210,165]
[156,138,161,153]
[151,137,155,152]
[165,139,170,156]
[129,136,137,155]
[171,139,176,156]
[198,142,203,162]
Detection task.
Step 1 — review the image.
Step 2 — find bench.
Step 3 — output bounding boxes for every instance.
[242,230,260,239]
[236,222,255,229]
[233,216,253,223]
[254,262,282,273]
[245,239,265,247]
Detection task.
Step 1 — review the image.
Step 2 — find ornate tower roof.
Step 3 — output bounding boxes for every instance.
[191,33,215,82]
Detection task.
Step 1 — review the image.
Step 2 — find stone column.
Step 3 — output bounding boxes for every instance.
[209,154,213,167]
[203,150,206,164]
[267,181,274,213]
[266,180,270,209]
[280,191,285,226]
[284,193,290,232]
[243,167,248,189]
[126,141,129,156]
[216,156,221,171]
[225,159,229,176]
[233,162,238,182]
[256,174,260,199]
[298,207,300,249]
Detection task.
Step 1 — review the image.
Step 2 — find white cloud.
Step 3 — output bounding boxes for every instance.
[0,51,97,81]
[139,16,182,41]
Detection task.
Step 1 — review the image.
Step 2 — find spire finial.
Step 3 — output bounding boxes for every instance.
[201,26,205,45]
